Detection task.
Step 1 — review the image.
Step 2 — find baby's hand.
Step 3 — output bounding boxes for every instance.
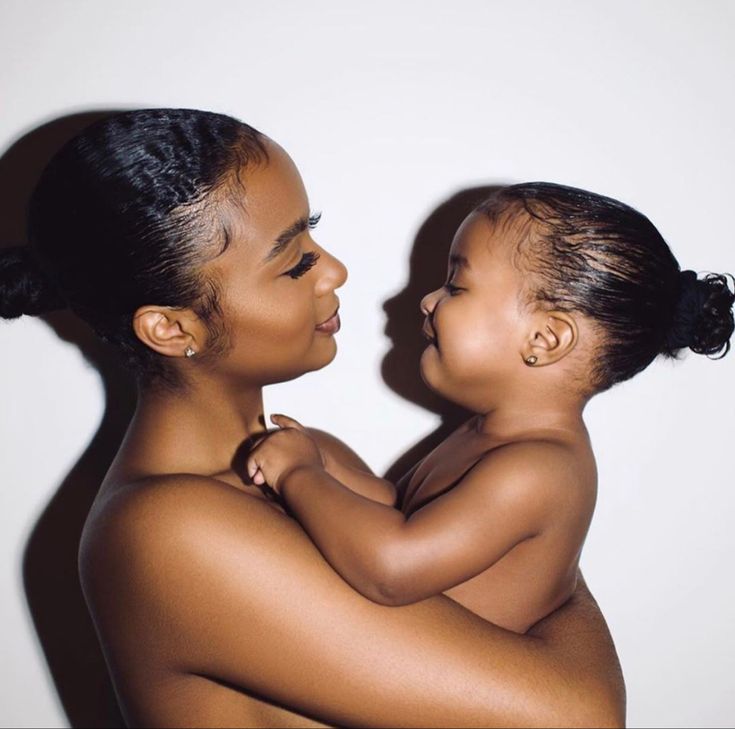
[247,414,324,494]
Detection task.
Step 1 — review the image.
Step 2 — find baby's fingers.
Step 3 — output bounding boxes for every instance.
[271,413,305,431]
[246,445,267,485]
[246,454,259,481]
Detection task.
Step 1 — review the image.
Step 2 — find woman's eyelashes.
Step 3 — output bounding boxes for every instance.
[285,251,320,279]
[282,212,321,279]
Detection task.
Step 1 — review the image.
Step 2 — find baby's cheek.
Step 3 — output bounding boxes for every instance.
[448,320,495,370]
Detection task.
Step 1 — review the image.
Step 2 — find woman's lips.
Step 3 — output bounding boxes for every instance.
[316,309,341,334]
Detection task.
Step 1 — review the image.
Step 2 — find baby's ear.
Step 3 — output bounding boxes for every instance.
[521,311,578,366]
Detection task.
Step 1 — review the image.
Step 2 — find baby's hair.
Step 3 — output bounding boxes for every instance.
[0,108,267,388]
[477,183,734,391]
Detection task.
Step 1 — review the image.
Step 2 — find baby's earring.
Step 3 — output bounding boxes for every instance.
[524,355,538,366]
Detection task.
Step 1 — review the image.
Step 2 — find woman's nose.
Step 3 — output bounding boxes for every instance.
[420,288,441,316]
[316,246,348,295]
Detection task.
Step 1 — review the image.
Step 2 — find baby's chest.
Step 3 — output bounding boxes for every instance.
[401,439,488,515]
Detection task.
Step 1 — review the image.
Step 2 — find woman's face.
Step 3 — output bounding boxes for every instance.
[204,141,347,386]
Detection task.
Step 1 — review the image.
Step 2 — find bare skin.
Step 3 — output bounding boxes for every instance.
[247,213,599,634]
[248,413,595,634]
[79,143,625,727]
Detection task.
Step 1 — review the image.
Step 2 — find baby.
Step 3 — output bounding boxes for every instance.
[247,182,734,633]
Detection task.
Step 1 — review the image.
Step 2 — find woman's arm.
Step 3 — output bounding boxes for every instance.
[98,476,624,728]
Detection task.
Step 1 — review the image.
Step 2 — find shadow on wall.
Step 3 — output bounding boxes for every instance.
[381,185,505,482]
[0,112,130,728]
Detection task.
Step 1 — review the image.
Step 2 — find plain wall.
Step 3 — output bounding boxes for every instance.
[1,1,734,726]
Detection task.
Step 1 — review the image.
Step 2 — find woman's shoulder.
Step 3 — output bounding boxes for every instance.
[89,471,288,539]
[79,473,296,599]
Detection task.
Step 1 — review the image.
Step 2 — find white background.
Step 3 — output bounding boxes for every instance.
[1,1,734,727]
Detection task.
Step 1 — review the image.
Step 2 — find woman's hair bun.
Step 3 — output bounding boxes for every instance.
[0,246,67,319]
[664,270,735,358]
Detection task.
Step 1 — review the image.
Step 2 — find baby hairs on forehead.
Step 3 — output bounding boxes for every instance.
[475,182,734,393]
[24,109,269,390]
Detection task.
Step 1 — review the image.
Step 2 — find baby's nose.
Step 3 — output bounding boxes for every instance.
[420,288,441,316]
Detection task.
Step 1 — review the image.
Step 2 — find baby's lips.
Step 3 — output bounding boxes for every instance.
[422,321,437,342]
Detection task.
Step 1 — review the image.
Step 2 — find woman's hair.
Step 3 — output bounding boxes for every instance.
[477,182,734,392]
[0,108,267,387]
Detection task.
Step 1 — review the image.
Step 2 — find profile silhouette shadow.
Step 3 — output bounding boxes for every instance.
[1,111,129,727]
[381,185,505,482]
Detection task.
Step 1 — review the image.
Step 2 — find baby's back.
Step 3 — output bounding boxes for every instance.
[400,417,597,633]
[444,526,584,632]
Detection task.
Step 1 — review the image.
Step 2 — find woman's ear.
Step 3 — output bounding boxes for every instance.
[521,311,578,366]
[132,305,204,358]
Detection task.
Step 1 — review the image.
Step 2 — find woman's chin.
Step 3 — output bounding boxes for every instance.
[318,343,339,371]
[272,341,339,385]
[316,336,339,367]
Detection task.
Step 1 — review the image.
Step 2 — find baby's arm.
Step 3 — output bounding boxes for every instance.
[305,426,397,506]
[248,419,561,606]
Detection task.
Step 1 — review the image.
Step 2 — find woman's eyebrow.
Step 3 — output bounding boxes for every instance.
[264,215,309,262]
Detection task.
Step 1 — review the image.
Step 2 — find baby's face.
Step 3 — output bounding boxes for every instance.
[419,212,530,411]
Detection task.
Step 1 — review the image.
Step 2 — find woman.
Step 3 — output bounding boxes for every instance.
[0,109,624,727]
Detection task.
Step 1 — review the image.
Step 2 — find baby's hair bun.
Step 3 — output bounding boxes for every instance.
[663,270,735,358]
[0,246,67,320]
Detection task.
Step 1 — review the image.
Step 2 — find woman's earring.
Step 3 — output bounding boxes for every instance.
[525,355,538,366]
[184,346,196,358]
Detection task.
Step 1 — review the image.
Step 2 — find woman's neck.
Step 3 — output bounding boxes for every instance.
[115,378,267,482]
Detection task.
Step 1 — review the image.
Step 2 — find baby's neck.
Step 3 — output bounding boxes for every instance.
[474,400,586,443]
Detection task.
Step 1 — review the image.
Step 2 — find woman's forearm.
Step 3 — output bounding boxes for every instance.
[276,475,627,724]
[154,480,625,728]
[525,575,626,727]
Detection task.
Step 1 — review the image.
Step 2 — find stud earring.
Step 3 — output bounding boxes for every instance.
[525,355,538,366]
[184,346,196,358]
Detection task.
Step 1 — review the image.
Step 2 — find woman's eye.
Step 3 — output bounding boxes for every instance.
[444,282,463,296]
[285,251,320,279]
[308,211,322,229]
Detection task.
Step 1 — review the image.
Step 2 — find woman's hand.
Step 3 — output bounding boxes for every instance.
[247,414,325,493]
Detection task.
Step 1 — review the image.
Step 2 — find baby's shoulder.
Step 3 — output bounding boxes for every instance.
[485,436,589,474]
[305,426,374,473]
[471,436,596,509]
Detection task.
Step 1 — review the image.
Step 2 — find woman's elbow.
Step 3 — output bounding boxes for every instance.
[567,678,626,728]
[366,584,420,607]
